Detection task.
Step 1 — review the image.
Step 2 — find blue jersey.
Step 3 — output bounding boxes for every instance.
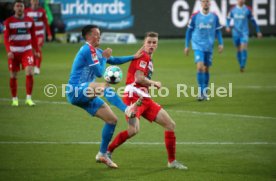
[68,42,134,85]
[68,43,107,85]
[186,11,223,53]
[226,5,260,37]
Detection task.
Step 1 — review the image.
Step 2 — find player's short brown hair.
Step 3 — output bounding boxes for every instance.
[145,32,159,39]
[14,0,24,4]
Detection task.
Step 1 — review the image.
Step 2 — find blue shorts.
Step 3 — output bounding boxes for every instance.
[233,35,248,47]
[194,50,213,67]
[66,83,105,116]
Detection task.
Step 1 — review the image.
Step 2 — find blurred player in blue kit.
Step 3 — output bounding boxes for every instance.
[184,0,224,101]
[226,0,262,72]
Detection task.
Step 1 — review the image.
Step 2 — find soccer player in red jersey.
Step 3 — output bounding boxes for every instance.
[25,0,52,74]
[107,32,188,170]
[4,0,39,106]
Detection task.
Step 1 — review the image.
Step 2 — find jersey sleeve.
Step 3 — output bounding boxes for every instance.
[133,53,149,75]
[226,8,233,28]
[185,13,197,48]
[3,19,11,52]
[30,19,39,52]
[215,15,223,30]
[247,7,261,33]
[107,56,134,65]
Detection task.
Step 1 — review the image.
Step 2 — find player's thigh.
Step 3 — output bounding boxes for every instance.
[67,83,91,104]
[233,36,241,48]
[21,51,34,70]
[8,53,21,73]
[88,82,108,97]
[154,109,175,131]
[203,52,213,69]
[95,103,118,124]
[240,36,248,50]
[142,98,162,122]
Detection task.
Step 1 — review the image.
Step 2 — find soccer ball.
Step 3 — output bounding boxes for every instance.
[104,66,123,84]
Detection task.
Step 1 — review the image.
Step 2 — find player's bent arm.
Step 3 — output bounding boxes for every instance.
[107,56,135,65]
[216,30,224,53]
[135,70,161,88]
[3,21,11,53]
[250,18,261,35]
[185,27,193,49]
[84,48,107,77]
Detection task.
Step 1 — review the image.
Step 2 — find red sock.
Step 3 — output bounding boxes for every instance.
[108,130,129,152]
[35,49,42,68]
[10,77,17,97]
[165,131,176,163]
[26,75,33,95]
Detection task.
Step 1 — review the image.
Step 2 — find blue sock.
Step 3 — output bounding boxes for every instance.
[204,72,209,88]
[197,72,205,96]
[104,87,127,113]
[237,51,242,68]
[241,50,247,68]
[100,123,116,154]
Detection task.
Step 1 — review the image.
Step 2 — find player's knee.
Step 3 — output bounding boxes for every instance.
[106,115,118,125]
[166,120,176,131]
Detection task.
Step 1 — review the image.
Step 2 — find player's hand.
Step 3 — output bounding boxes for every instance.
[7,52,14,59]
[218,45,224,54]
[38,37,43,45]
[184,48,189,56]
[103,48,112,59]
[154,81,162,89]
[48,35,53,41]
[226,28,231,33]
[133,46,144,59]
[34,51,40,58]
[257,32,263,39]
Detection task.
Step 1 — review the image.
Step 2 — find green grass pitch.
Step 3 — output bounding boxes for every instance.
[0,38,276,180]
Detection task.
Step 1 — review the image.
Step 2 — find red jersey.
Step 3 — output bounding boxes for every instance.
[4,15,38,53]
[25,7,52,38]
[125,51,154,97]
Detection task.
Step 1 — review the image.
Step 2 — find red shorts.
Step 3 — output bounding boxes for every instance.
[8,50,34,72]
[123,93,162,122]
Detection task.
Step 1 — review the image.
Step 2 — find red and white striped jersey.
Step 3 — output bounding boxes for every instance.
[4,15,38,53]
[25,7,52,38]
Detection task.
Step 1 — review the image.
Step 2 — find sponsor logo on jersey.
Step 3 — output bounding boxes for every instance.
[199,23,212,29]
[139,61,147,69]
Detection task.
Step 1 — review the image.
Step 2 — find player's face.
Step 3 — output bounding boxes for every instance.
[144,37,158,55]
[14,2,24,17]
[201,0,210,11]
[237,0,245,6]
[89,28,101,47]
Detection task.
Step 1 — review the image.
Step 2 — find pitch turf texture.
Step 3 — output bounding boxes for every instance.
[0,38,276,181]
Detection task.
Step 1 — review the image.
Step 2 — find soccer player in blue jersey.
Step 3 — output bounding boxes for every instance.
[184,0,223,101]
[226,0,262,72]
[66,25,142,168]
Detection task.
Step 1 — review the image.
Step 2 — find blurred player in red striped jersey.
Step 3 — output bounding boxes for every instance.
[25,0,52,74]
[4,0,39,106]
[107,32,188,170]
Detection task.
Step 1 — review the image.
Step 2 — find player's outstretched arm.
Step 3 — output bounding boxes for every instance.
[135,70,161,89]
[107,46,144,65]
